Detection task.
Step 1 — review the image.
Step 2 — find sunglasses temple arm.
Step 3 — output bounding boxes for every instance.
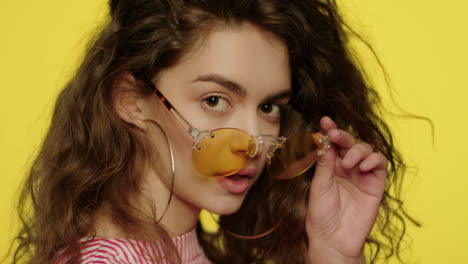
[145,80,197,133]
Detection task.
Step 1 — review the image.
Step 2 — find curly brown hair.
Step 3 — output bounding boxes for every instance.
[12,0,419,263]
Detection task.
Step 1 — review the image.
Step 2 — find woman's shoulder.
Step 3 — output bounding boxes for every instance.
[54,232,213,264]
[54,237,154,264]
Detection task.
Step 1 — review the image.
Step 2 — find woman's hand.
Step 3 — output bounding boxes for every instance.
[306,116,388,263]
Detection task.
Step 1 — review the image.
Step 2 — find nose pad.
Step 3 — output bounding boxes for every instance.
[230,133,273,162]
[246,136,258,158]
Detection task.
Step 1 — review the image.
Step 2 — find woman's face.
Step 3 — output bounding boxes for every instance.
[147,22,291,216]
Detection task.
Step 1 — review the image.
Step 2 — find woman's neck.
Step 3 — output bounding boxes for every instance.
[142,166,201,236]
[92,168,201,239]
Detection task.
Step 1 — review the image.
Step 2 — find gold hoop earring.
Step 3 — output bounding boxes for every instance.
[156,124,175,223]
[144,119,176,223]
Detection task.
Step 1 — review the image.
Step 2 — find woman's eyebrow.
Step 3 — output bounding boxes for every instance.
[264,90,291,103]
[193,73,291,102]
[192,74,246,97]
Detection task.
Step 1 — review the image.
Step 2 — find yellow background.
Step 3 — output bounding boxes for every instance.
[1,0,467,263]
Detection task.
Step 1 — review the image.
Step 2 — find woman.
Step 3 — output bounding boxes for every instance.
[13,0,416,263]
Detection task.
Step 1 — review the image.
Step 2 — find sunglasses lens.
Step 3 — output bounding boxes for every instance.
[192,128,255,177]
[267,132,325,179]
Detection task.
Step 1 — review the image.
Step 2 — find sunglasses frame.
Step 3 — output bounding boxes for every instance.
[143,79,330,178]
[144,80,288,157]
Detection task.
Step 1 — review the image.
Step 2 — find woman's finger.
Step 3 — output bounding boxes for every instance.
[359,152,388,173]
[328,128,357,150]
[341,142,373,169]
[310,145,338,198]
[319,117,358,158]
[319,116,337,134]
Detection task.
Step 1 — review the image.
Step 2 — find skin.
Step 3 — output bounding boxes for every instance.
[108,22,388,263]
[110,22,290,236]
[307,117,388,263]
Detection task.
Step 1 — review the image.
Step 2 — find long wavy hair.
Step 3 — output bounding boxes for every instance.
[12,0,419,263]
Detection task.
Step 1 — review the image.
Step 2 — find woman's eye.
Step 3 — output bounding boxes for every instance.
[259,103,282,117]
[202,96,231,112]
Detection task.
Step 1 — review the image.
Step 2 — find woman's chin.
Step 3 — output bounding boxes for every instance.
[203,195,246,216]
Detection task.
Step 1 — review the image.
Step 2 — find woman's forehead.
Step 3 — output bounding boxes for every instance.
[159,22,291,96]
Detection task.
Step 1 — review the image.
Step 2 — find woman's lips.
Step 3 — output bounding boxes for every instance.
[235,168,256,178]
[217,168,256,194]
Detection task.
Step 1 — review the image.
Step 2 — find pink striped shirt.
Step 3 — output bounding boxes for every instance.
[54,229,212,264]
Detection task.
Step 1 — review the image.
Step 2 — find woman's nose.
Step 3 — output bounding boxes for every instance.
[193,129,252,176]
[228,130,257,158]
[231,110,261,136]
[227,113,261,158]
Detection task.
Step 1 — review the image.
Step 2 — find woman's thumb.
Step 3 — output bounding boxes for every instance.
[310,145,337,196]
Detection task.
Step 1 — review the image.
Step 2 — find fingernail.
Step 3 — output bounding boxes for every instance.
[329,129,340,140]
[359,160,370,171]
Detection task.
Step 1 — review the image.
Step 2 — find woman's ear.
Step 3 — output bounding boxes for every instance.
[112,72,152,130]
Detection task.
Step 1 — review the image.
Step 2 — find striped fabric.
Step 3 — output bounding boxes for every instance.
[54,229,212,264]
